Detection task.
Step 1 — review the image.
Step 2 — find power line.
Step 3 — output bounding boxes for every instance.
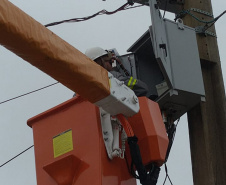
[45,3,144,27]
[0,145,34,168]
[203,10,226,32]
[0,82,59,105]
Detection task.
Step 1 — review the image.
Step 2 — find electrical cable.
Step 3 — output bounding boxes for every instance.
[162,118,180,185]
[176,9,226,25]
[45,3,144,27]
[186,10,216,24]
[0,145,34,168]
[0,82,59,105]
[163,163,173,185]
[163,0,168,18]
[124,153,132,176]
[203,10,226,32]
[117,114,134,137]
[165,118,180,162]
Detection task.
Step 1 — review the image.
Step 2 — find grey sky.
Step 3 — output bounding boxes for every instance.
[0,0,225,185]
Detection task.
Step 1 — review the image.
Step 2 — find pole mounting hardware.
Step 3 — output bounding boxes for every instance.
[177,18,184,30]
[195,26,217,37]
[190,8,213,18]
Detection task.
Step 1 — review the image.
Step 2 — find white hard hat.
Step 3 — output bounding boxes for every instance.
[85,47,108,61]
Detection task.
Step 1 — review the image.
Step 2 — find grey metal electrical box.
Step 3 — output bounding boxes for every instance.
[117,18,205,121]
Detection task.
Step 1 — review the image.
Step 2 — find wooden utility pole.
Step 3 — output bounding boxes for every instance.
[182,0,226,184]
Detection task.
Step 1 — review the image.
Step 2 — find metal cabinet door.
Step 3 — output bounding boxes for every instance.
[149,0,173,88]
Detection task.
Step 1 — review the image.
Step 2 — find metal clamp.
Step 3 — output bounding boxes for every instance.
[177,18,184,30]
[195,26,217,37]
[205,30,217,37]
[190,8,213,18]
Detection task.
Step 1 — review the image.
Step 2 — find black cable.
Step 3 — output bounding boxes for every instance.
[0,82,59,105]
[131,161,140,179]
[0,145,34,168]
[175,118,180,127]
[203,10,226,32]
[163,0,168,18]
[165,118,180,162]
[45,3,144,27]
[124,153,134,177]
[163,118,180,185]
[163,163,173,185]
[176,9,226,25]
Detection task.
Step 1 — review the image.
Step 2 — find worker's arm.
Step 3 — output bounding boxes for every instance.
[114,57,130,76]
[110,71,149,97]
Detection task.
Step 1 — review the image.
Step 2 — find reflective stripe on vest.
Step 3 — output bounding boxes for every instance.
[127,77,137,90]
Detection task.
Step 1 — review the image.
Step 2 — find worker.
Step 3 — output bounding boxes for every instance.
[85,47,160,185]
[85,47,149,97]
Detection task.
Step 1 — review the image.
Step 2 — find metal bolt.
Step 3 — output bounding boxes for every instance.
[132,95,138,104]
[119,81,124,86]
[101,113,106,117]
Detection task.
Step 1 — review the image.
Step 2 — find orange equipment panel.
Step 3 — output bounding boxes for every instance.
[128,97,169,166]
[27,96,135,185]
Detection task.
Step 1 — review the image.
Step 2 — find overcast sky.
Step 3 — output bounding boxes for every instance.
[0,0,225,185]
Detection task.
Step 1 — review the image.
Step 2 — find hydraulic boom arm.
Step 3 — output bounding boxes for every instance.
[0,0,138,116]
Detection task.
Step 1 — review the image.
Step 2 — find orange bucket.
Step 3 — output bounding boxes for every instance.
[28,96,135,185]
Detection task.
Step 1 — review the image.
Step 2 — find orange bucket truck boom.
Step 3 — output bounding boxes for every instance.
[0,1,169,185]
